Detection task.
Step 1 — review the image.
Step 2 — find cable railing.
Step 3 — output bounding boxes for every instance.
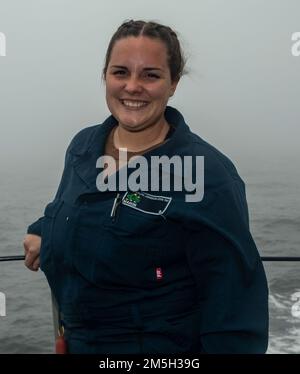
[1,255,300,262]
[0,255,26,262]
[261,256,300,261]
[1,254,299,354]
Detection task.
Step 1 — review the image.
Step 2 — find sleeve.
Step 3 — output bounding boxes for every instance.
[27,217,44,236]
[25,125,96,236]
[184,181,269,354]
[26,144,72,236]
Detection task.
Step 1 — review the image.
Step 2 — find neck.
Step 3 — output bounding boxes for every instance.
[114,119,170,152]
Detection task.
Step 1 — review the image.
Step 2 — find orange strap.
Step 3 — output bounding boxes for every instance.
[55,334,67,354]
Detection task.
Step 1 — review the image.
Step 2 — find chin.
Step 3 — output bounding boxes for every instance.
[119,121,148,132]
[116,113,148,130]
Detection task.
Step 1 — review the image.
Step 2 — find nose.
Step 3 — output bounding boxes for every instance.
[124,76,143,94]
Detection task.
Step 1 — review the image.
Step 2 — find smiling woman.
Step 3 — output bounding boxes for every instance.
[24,19,269,354]
[104,40,176,150]
[103,31,181,151]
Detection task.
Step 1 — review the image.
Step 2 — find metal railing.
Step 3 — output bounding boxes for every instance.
[261,257,300,261]
[1,254,299,352]
[0,255,26,262]
[1,255,300,262]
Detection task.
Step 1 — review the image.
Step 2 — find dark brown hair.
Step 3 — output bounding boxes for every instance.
[102,20,186,83]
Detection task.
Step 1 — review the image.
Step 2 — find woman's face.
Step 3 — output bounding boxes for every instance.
[105,36,178,132]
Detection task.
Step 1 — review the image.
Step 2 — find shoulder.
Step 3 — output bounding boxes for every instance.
[167,106,242,186]
[181,132,249,227]
[67,124,101,155]
[185,131,243,187]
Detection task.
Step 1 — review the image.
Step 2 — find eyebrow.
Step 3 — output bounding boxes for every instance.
[110,65,163,71]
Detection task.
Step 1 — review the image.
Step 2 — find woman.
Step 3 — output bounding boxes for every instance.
[23,20,269,354]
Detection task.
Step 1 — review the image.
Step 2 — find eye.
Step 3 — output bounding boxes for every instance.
[147,73,160,79]
[113,70,126,76]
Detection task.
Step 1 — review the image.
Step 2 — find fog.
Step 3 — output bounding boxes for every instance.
[0,0,299,180]
[1,0,300,355]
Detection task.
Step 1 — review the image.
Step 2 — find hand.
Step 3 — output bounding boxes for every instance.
[23,234,41,271]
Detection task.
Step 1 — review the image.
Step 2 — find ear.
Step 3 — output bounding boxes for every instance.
[169,78,179,97]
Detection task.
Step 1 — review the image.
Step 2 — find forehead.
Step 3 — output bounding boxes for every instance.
[109,36,169,68]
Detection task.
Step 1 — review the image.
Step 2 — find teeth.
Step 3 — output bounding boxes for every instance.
[122,100,148,108]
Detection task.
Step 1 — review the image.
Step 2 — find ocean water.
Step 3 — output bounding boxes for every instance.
[0,160,299,354]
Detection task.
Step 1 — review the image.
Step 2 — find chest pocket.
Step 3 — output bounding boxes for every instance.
[103,204,168,238]
[103,191,171,238]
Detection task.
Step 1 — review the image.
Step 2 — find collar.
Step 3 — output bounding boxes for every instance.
[71,106,192,192]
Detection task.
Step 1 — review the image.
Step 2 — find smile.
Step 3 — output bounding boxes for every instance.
[120,99,149,109]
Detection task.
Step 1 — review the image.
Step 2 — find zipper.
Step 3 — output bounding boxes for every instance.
[110,193,122,222]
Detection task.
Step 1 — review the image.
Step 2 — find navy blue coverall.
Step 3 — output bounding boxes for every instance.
[27,106,269,354]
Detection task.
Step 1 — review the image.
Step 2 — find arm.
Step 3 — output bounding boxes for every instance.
[24,146,71,271]
[23,124,97,271]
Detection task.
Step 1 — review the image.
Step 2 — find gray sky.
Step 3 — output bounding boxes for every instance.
[0,0,299,177]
